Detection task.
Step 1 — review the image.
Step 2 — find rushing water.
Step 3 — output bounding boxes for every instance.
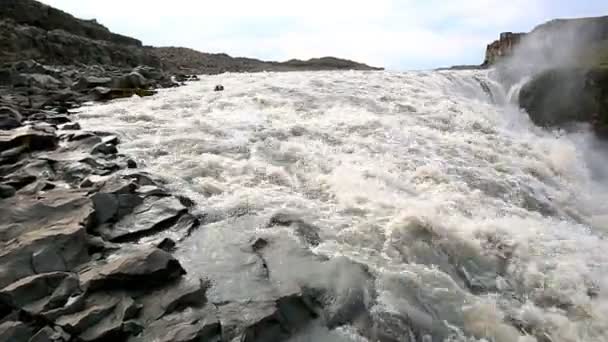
[76,70,608,342]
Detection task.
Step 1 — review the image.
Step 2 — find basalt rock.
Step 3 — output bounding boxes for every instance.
[0,107,22,130]
[79,247,185,291]
[519,67,608,132]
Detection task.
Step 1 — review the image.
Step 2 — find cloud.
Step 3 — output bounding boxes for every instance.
[37,0,608,70]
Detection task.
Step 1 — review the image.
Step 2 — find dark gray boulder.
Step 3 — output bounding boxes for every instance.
[0,271,76,315]
[268,210,321,246]
[55,292,139,341]
[79,247,185,291]
[0,185,15,199]
[0,124,57,152]
[0,189,93,288]
[97,196,187,242]
[0,321,34,342]
[0,107,22,130]
[137,277,209,324]
[113,72,147,89]
[129,306,220,342]
[73,76,113,91]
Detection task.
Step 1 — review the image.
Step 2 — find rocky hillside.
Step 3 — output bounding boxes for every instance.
[0,0,381,74]
[0,0,160,68]
[151,47,382,74]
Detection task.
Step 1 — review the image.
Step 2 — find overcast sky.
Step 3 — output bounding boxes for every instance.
[38,0,608,70]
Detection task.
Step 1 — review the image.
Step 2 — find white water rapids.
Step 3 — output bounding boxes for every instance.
[76,70,608,342]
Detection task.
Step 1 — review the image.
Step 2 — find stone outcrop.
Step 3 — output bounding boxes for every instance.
[482,32,525,67]
[0,0,141,46]
[519,67,608,133]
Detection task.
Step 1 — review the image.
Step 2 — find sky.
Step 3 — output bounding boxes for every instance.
[38,0,608,70]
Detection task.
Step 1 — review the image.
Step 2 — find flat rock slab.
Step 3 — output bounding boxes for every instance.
[98,196,187,242]
[0,124,57,152]
[0,189,92,288]
[79,247,185,291]
[129,306,220,342]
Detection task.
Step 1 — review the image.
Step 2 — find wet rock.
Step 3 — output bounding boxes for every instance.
[366,312,420,342]
[0,124,58,152]
[0,145,27,165]
[14,74,63,89]
[519,68,602,128]
[126,159,137,169]
[28,113,71,125]
[92,142,118,155]
[218,296,316,342]
[0,272,73,314]
[73,76,113,91]
[157,238,176,252]
[114,72,147,90]
[130,306,220,342]
[97,196,187,242]
[59,122,80,130]
[79,247,185,291]
[0,189,92,288]
[89,87,112,101]
[55,292,138,341]
[0,321,34,342]
[0,107,22,130]
[268,210,321,246]
[138,277,208,324]
[29,326,67,342]
[0,185,15,199]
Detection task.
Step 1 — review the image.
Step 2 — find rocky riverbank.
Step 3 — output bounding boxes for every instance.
[0,60,402,342]
[0,1,391,341]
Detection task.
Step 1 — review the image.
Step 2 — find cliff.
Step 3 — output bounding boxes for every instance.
[482,15,608,135]
[0,0,141,46]
[482,32,525,66]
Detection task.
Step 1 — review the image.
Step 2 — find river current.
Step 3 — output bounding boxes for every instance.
[76,70,608,342]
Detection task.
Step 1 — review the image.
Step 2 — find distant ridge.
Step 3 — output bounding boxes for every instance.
[0,0,382,73]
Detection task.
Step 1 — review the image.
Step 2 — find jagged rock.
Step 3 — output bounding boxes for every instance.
[0,272,75,314]
[0,144,27,165]
[0,321,34,342]
[28,113,71,125]
[79,247,185,291]
[0,185,15,199]
[129,306,220,342]
[97,196,187,242]
[0,107,22,130]
[0,189,92,288]
[0,124,58,152]
[218,296,316,342]
[1,158,54,186]
[138,277,208,324]
[519,68,598,127]
[156,237,177,252]
[73,76,113,91]
[113,72,147,90]
[59,122,80,130]
[55,292,139,341]
[91,142,118,155]
[13,74,63,89]
[268,210,321,246]
[28,326,68,342]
